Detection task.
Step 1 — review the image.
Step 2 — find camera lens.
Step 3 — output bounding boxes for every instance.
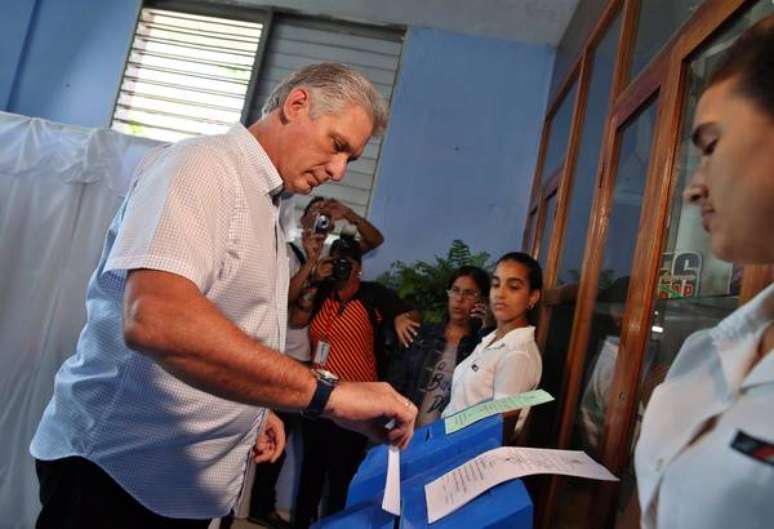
[332,257,352,281]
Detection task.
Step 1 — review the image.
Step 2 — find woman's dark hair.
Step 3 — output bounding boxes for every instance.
[707,14,774,118]
[447,265,491,296]
[496,252,543,325]
[330,236,362,264]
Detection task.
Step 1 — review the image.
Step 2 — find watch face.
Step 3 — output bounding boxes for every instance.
[314,368,339,384]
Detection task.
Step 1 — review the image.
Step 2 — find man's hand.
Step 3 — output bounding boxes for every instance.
[253,411,286,463]
[395,313,421,348]
[324,382,417,449]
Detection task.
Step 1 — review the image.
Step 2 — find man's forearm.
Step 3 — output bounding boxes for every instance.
[344,211,384,253]
[124,270,315,411]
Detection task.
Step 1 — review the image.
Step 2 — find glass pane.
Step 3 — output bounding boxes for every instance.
[629,0,703,80]
[538,193,558,268]
[553,96,660,528]
[542,82,579,181]
[533,12,621,465]
[614,2,774,527]
[557,13,622,287]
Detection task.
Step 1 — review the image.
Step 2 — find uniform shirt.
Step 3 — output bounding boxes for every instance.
[443,326,542,433]
[30,124,289,519]
[635,283,774,529]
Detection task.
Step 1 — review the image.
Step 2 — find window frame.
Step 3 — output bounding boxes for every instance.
[109,0,273,138]
[527,1,768,528]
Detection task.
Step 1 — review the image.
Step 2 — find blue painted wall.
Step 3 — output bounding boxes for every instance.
[3,7,553,275]
[4,0,140,128]
[0,0,38,110]
[364,27,554,275]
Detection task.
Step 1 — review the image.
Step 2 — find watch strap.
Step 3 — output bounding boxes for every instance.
[303,370,337,418]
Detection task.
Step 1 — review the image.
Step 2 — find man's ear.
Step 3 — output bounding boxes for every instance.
[281,87,311,123]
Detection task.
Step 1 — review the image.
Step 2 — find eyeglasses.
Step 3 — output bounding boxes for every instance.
[446,288,480,301]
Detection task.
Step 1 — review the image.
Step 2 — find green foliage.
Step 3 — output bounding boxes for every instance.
[376,240,492,324]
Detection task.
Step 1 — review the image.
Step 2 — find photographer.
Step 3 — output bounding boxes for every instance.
[247,200,387,526]
[290,238,418,528]
[298,196,385,256]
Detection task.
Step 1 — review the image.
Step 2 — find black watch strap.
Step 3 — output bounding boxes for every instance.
[303,369,337,418]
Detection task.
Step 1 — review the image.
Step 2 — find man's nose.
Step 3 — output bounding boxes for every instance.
[327,155,348,182]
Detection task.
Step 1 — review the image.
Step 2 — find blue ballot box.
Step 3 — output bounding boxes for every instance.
[310,502,395,529]
[400,471,532,529]
[347,414,503,508]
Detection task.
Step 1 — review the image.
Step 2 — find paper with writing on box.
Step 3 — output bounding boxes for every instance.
[381,446,401,515]
[424,447,618,523]
[444,389,554,434]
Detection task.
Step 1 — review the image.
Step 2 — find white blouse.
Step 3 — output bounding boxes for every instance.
[635,283,774,529]
[442,326,542,432]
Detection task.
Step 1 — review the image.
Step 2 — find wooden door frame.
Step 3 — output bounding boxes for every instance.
[530,1,768,528]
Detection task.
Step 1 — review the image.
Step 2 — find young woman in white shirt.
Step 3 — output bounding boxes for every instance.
[443,252,543,434]
[634,15,774,529]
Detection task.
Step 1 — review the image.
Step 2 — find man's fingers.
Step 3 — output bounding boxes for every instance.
[273,427,287,458]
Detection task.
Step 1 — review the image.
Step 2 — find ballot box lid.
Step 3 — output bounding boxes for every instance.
[357,414,503,479]
[347,416,503,508]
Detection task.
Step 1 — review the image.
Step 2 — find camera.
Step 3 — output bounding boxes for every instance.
[313,213,332,234]
[332,257,352,281]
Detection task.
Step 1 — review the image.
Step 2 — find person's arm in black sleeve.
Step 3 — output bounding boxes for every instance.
[370,283,421,348]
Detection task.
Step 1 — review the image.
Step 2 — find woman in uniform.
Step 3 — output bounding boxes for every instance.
[635,15,774,529]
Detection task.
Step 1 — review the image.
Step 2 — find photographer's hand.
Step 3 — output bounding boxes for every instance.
[313,257,334,282]
[322,199,350,221]
[302,230,325,263]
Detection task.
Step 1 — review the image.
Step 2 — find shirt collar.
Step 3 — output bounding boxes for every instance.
[711,283,774,391]
[482,326,536,350]
[229,123,284,197]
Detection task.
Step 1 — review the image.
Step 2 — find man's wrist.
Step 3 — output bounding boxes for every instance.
[302,368,338,419]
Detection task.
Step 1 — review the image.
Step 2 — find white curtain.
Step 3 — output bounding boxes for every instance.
[0,112,161,529]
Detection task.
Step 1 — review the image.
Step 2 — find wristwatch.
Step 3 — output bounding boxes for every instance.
[302,368,339,419]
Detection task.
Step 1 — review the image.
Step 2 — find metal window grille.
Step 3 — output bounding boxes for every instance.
[248,15,404,219]
[111,7,264,142]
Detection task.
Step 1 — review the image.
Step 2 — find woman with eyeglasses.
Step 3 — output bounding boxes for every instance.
[442,252,543,435]
[385,266,490,427]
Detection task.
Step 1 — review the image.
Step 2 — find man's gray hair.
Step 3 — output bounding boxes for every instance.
[261,62,389,136]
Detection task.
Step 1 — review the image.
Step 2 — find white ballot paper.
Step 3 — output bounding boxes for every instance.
[382,446,401,515]
[424,447,618,523]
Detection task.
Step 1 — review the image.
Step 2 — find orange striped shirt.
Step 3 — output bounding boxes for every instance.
[310,297,380,382]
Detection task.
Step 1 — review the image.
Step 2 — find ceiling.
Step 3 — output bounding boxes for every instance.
[237,0,581,46]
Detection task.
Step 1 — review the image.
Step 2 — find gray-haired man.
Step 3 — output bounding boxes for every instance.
[30,63,416,529]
